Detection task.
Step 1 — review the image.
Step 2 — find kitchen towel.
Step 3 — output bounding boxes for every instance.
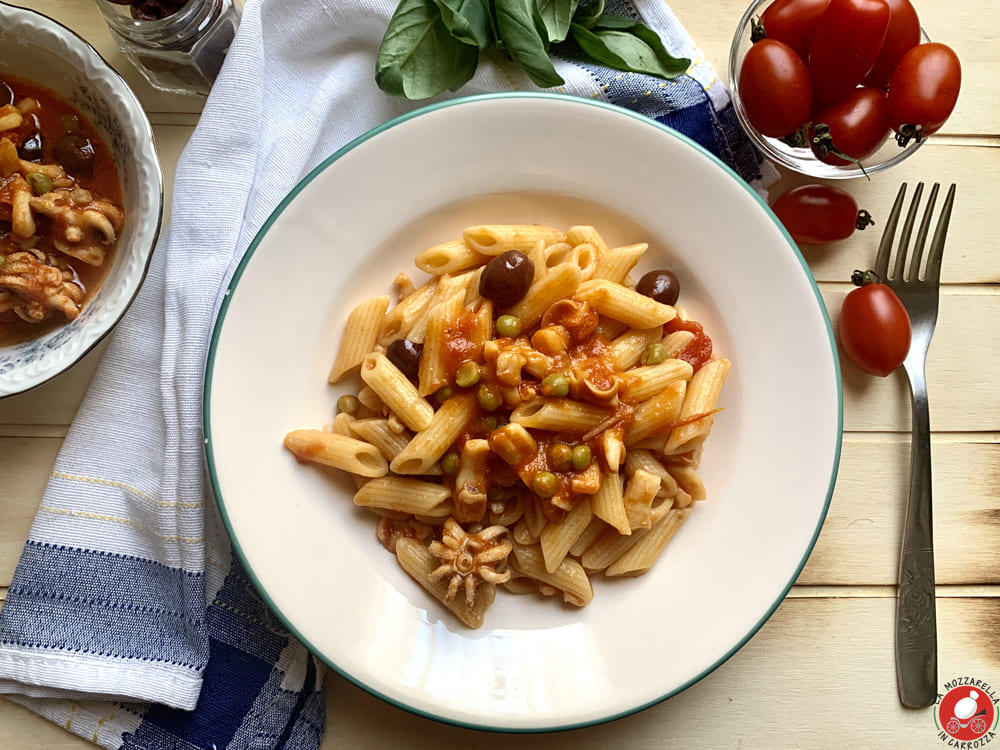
[0,0,769,747]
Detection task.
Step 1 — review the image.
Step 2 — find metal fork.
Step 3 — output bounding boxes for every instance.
[873,182,956,708]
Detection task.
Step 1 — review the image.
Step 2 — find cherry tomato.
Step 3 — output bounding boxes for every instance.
[771,184,874,245]
[862,0,921,89]
[738,39,813,138]
[754,0,831,60]
[888,42,962,145]
[809,0,891,109]
[809,86,891,166]
[839,271,911,376]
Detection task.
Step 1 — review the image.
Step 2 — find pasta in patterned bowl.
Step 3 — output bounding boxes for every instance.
[204,94,841,731]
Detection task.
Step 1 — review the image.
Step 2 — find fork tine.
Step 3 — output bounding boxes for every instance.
[924,183,956,283]
[875,183,907,280]
[893,182,924,281]
[908,183,939,282]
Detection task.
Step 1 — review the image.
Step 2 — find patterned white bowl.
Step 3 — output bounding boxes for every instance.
[0,3,162,398]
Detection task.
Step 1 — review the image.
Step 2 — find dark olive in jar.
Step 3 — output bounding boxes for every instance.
[479,250,534,308]
[635,269,680,306]
[386,339,423,383]
[53,134,95,178]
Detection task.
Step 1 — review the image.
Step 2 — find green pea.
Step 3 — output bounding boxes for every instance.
[571,444,592,471]
[479,415,498,433]
[496,314,522,338]
[441,451,460,476]
[477,384,501,412]
[436,385,455,402]
[540,372,570,398]
[455,360,481,388]
[532,471,557,498]
[26,172,53,196]
[487,485,508,502]
[548,442,573,472]
[641,342,668,366]
[336,394,359,415]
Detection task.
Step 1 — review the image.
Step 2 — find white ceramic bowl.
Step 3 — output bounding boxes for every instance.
[205,94,842,731]
[0,3,162,398]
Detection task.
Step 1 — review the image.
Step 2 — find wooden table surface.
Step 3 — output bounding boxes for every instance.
[2,1,998,748]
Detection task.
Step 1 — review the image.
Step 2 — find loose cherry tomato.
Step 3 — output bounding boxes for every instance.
[863,0,921,89]
[839,270,911,376]
[809,86,891,166]
[809,0,891,109]
[771,184,874,245]
[753,0,831,60]
[888,42,962,145]
[738,38,813,138]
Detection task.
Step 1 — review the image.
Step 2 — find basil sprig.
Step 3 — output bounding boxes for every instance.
[375,0,691,100]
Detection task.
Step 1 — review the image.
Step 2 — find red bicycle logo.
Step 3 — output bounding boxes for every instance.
[938,683,997,743]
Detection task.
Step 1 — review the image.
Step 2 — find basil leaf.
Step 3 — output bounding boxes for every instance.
[569,22,689,80]
[376,0,480,99]
[432,0,493,50]
[629,22,690,76]
[572,0,605,28]
[535,0,575,43]
[495,0,565,88]
[587,12,637,30]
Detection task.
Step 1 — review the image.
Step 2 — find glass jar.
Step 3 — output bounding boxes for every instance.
[95,0,241,97]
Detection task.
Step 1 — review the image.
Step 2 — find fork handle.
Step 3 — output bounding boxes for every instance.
[895,363,937,708]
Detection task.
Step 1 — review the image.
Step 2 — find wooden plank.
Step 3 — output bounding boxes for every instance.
[4,286,996,430]
[2,434,997,589]
[0,595,995,749]
[800,434,1000,586]
[772,144,1000,285]
[0,438,60,582]
[824,287,1000,432]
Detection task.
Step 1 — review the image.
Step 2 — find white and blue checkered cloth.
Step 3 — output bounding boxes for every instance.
[0,0,770,747]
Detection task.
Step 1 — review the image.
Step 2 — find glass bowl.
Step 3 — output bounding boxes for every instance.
[728,0,926,179]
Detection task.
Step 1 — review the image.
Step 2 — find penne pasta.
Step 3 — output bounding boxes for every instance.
[463,224,565,255]
[360,352,435,432]
[283,429,388,477]
[590,472,630,535]
[415,239,489,275]
[396,538,495,628]
[328,295,390,383]
[390,394,475,475]
[625,379,687,445]
[539,497,593,573]
[591,243,647,284]
[664,358,731,455]
[511,543,594,607]
[606,508,691,577]
[566,225,611,256]
[574,278,676,328]
[288,223,730,628]
[354,476,452,516]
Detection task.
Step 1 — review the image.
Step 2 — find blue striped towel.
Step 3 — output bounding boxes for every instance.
[0,0,769,747]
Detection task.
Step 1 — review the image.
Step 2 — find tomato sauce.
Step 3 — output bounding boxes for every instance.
[664,317,713,370]
[0,74,124,347]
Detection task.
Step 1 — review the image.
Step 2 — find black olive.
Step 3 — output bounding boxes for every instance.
[18,134,43,163]
[52,134,95,178]
[635,270,681,306]
[386,339,423,383]
[479,250,534,308]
